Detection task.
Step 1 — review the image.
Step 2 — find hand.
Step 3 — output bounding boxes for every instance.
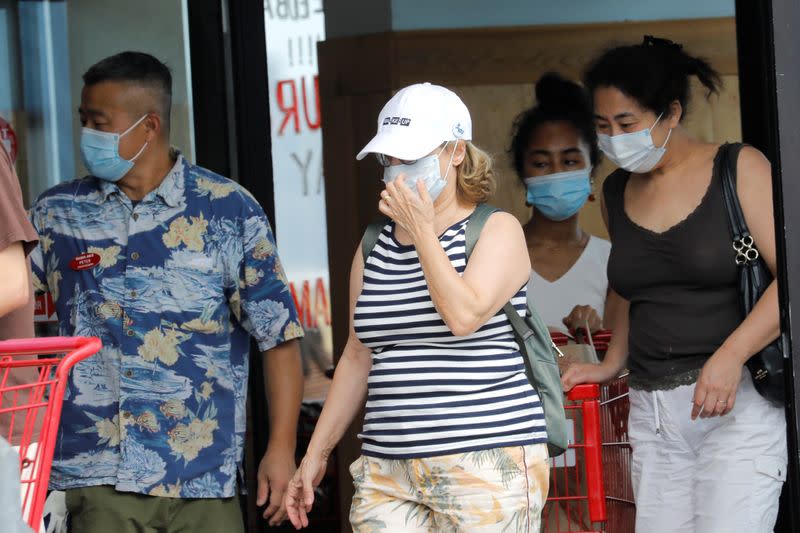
[691,349,745,420]
[563,305,603,335]
[257,446,297,526]
[285,453,328,529]
[561,362,619,391]
[379,175,435,241]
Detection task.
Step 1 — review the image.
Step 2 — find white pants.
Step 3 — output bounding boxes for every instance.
[629,373,787,533]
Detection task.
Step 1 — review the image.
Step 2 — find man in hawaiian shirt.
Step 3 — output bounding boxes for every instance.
[28,51,304,532]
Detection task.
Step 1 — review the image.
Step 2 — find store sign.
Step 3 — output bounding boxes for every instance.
[264,0,331,401]
[0,115,18,164]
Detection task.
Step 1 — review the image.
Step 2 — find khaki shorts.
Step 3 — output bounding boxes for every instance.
[349,443,550,532]
[65,485,244,533]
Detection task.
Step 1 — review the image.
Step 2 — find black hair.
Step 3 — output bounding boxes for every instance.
[583,35,721,120]
[83,51,172,127]
[508,72,599,179]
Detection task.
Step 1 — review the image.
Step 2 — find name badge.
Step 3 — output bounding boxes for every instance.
[70,253,101,271]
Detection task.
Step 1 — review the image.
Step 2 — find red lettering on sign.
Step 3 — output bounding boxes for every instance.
[277,79,300,135]
[301,76,321,131]
[290,277,330,329]
[314,277,330,326]
[69,253,101,271]
[276,76,322,135]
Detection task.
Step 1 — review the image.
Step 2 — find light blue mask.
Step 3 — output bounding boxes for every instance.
[382,143,454,202]
[524,168,592,221]
[80,114,148,182]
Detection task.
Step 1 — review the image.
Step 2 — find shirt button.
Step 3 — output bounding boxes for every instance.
[130,251,140,261]
[126,329,135,337]
[124,370,133,378]
[130,290,138,299]
[132,213,139,221]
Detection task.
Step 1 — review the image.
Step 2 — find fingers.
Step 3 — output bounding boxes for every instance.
[561,365,584,391]
[263,483,285,524]
[303,476,316,512]
[285,483,303,529]
[692,383,737,420]
[285,476,311,529]
[378,193,393,218]
[416,178,432,204]
[267,502,287,527]
[691,382,706,420]
[563,305,602,334]
[256,476,269,507]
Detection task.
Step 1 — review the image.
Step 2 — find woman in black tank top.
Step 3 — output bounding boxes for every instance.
[561,37,786,533]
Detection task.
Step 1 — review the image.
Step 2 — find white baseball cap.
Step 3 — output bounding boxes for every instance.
[356,82,472,161]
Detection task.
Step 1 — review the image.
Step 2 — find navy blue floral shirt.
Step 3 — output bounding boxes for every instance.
[29,155,303,498]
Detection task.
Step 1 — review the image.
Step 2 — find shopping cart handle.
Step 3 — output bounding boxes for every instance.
[0,336,101,357]
[567,383,600,401]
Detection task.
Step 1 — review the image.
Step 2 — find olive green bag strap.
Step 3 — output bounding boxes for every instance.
[361,220,388,263]
[464,204,568,457]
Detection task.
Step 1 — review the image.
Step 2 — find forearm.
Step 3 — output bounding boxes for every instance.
[305,348,371,460]
[602,291,630,376]
[718,281,780,365]
[0,242,29,318]
[414,229,487,334]
[263,339,304,450]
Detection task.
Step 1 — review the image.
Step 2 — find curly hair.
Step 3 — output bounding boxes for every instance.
[455,141,495,204]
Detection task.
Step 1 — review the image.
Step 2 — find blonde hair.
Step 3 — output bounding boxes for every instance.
[455,141,495,204]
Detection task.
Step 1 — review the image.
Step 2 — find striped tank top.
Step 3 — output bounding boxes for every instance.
[354,216,548,459]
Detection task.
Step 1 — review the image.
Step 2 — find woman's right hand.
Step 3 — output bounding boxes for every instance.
[285,453,328,529]
[561,362,619,391]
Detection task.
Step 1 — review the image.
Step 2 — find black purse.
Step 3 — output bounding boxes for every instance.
[718,142,785,407]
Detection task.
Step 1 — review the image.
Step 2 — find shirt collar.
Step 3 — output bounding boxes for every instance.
[96,151,185,207]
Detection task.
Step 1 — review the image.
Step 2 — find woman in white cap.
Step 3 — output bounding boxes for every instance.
[285,83,550,532]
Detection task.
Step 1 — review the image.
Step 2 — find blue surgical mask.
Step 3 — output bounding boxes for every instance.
[597,114,672,173]
[382,142,455,202]
[525,168,592,221]
[80,114,149,182]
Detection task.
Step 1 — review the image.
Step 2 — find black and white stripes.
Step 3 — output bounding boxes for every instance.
[354,217,548,458]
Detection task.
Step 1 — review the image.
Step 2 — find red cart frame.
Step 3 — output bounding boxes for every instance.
[543,332,634,533]
[0,336,102,530]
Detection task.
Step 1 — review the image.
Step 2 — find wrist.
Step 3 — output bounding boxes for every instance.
[411,222,437,246]
[305,440,334,461]
[267,436,297,455]
[716,341,749,366]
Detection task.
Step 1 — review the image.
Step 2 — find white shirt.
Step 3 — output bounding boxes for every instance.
[528,236,611,334]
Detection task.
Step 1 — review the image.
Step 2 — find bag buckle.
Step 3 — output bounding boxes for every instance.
[732,235,760,265]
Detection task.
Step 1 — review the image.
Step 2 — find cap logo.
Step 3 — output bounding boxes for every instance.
[453,123,465,138]
[382,116,412,127]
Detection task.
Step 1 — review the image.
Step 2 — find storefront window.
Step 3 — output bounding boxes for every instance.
[0,0,195,207]
[264,0,331,402]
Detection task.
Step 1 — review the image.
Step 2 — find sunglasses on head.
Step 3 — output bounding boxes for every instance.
[374,142,448,168]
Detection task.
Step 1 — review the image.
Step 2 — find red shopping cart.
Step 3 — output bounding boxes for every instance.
[543,331,634,533]
[543,383,607,533]
[0,336,102,530]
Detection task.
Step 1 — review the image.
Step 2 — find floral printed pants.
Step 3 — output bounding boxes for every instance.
[349,443,549,532]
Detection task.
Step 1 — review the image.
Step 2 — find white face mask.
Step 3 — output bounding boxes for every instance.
[382,142,455,201]
[597,114,672,173]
